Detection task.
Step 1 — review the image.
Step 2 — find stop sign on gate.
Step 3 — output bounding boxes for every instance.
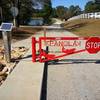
[86,37,100,53]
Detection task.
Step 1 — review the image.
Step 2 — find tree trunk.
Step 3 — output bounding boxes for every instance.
[0,7,3,22]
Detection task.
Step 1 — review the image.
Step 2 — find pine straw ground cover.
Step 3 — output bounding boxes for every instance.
[0,46,28,85]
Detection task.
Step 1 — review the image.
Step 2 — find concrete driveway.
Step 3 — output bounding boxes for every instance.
[39,29,100,100]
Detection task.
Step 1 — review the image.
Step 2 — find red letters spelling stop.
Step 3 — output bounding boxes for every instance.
[86,37,100,53]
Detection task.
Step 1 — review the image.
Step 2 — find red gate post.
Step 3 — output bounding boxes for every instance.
[32,37,36,62]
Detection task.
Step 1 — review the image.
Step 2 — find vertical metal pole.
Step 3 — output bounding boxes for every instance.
[44,28,46,37]
[13,16,16,27]
[2,31,11,63]
[32,37,36,62]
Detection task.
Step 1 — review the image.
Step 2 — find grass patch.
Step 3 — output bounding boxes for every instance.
[64,19,100,37]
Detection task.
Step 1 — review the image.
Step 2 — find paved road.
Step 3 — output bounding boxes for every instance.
[39,29,100,100]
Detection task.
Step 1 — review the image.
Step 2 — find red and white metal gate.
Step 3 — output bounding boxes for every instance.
[32,37,100,62]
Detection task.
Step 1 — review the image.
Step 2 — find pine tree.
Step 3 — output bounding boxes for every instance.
[0,0,12,23]
[17,0,33,25]
[41,0,52,24]
[0,0,34,25]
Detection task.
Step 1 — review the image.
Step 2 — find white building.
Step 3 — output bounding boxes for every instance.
[68,12,100,21]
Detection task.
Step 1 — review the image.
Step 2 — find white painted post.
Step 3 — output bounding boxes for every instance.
[2,31,11,63]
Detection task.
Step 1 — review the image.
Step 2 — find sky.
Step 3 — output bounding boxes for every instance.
[52,0,90,10]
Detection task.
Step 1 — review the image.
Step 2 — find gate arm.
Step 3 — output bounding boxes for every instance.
[41,49,86,62]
